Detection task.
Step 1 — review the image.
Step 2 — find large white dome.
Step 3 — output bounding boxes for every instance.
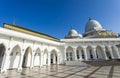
[85,18,103,32]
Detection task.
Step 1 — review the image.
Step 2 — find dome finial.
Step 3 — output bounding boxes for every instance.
[89,17,92,20]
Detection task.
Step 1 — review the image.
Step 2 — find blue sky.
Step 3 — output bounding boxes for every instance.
[0,0,120,38]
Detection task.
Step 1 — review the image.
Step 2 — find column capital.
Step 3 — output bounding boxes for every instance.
[83,46,87,49]
[101,46,105,49]
[92,47,96,50]
[73,47,77,50]
[108,45,112,48]
[92,46,96,49]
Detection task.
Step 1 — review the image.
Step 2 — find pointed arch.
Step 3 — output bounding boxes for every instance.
[96,46,105,60]
[117,44,120,56]
[111,46,119,59]
[105,46,112,59]
[66,46,74,61]
[43,49,48,65]
[0,43,6,68]
[22,47,32,68]
[34,48,41,66]
[9,45,21,69]
[86,46,94,60]
[76,46,84,60]
[51,49,58,64]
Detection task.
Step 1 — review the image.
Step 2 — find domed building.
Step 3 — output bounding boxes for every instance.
[0,18,120,73]
[83,18,118,38]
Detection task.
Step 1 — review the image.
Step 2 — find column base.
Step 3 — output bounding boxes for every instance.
[30,66,33,70]
[0,69,7,73]
[18,68,22,72]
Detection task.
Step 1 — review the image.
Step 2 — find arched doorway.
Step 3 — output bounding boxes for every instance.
[51,50,57,64]
[116,44,120,59]
[9,45,21,69]
[22,47,32,68]
[117,45,120,54]
[96,46,105,60]
[86,46,94,60]
[34,48,41,67]
[43,49,48,65]
[76,46,85,60]
[105,46,112,60]
[66,46,74,61]
[111,46,119,59]
[0,44,6,68]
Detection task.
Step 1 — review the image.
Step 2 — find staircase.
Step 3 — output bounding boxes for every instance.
[65,59,120,66]
[82,59,120,66]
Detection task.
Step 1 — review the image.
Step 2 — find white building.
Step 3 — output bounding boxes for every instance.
[0,18,120,73]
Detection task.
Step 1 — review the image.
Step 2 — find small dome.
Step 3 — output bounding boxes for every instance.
[65,28,82,39]
[69,29,78,35]
[85,18,103,32]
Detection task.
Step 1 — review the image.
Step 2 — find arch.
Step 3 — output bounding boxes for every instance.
[117,44,120,55]
[96,46,105,60]
[43,49,48,65]
[0,44,6,68]
[86,46,94,60]
[22,47,32,68]
[9,45,21,69]
[66,46,74,61]
[105,46,112,59]
[76,46,85,60]
[51,49,58,64]
[34,48,41,67]
[111,46,119,59]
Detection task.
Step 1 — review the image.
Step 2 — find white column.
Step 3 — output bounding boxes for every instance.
[73,48,77,60]
[1,53,9,73]
[83,47,88,60]
[115,46,120,59]
[30,51,35,69]
[40,51,43,67]
[64,48,67,61]
[93,48,97,59]
[57,53,59,64]
[108,46,114,59]
[18,39,25,71]
[79,50,82,60]
[47,52,51,66]
[102,47,108,60]
[18,52,24,71]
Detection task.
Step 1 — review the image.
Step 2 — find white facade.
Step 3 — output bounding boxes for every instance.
[0,18,120,73]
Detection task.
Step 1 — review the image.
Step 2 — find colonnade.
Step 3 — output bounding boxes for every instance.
[65,45,120,61]
[0,43,59,73]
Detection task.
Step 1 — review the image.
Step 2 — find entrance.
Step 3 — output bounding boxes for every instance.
[51,50,57,64]
[0,44,5,68]
[22,47,32,68]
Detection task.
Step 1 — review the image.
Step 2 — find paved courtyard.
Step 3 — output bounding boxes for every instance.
[0,65,120,78]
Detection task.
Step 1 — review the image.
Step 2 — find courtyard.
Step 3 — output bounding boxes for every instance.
[0,65,120,78]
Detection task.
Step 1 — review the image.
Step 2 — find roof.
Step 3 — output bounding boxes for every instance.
[3,23,60,42]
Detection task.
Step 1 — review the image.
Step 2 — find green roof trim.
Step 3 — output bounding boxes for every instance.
[3,23,60,42]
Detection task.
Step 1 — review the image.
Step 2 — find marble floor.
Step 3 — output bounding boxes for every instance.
[0,65,120,78]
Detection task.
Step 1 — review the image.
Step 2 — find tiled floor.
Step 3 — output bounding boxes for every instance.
[0,65,120,78]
